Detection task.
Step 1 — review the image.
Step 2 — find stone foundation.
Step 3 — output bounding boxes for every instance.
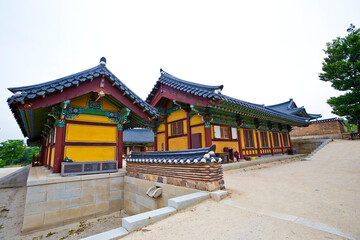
[22,171,125,234]
[124,176,199,215]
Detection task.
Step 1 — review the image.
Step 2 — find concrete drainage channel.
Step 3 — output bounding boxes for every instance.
[301,139,332,161]
[81,190,227,240]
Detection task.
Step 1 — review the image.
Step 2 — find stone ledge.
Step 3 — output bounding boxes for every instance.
[27,168,126,186]
[209,190,228,202]
[168,192,210,210]
[80,227,128,240]
[122,207,176,232]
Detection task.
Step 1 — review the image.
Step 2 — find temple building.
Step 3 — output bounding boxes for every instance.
[123,128,154,157]
[145,70,319,161]
[7,58,158,173]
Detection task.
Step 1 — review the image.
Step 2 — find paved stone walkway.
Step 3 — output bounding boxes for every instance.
[122,140,360,240]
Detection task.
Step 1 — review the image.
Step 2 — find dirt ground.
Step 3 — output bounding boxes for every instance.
[122,140,360,240]
[1,139,359,240]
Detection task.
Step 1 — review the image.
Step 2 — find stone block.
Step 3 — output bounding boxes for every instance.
[26,191,46,203]
[47,188,81,201]
[65,181,81,190]
[124,191,136,202]
[136,195,157,210]
[110,190,123,200]
[125,176,136,185]
[27,185,47,194]
[24,202,44,216]
[124,200,140,215]
[95,192,110,203]
[209,190,228,202]
[22,213,44,231]
[110,182,123,191]
[81,227,128,240]
[44,207,80,224]
[124,183,136,194]
[80,202,109,217]
[109,199,123,211]
[122,207,176,232]
[45,199,63,210]
[168,192,210,210]
[110,176,124,184]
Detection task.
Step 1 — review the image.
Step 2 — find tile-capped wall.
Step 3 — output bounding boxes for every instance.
[124,176,198,215]
[22,172,125,234]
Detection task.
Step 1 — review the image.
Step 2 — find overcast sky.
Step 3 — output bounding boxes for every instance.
[0,0,359,143]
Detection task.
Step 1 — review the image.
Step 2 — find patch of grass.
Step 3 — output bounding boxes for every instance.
[0,206,9,218]
[65,220,92,239]
[0,224,3,230]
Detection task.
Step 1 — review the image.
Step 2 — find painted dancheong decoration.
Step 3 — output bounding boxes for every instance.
[7,57,158,174]
[145,69,321,161]
[7,57,320,179]
[126,145,224,191]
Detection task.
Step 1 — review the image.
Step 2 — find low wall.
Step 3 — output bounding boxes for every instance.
[126,162,224,191]
[22,171,125,234]
[0,165,31,188]
[124,176,199,215]
[291,139,328,154]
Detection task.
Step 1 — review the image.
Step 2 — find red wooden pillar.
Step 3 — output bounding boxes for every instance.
[165,116,169,151]
[186,110,192,149]
[256,130,261,157]
[154,132,158,151]
[43,139,48,167]
[39,139,46,165]
[48,135,52,170]
[280,133,285,154]
[269,131,274,156]
[117,125,123,169]
[204,122,212,147]
[53,125,65,174]
[288,133,293,149]
[237,127,243,160]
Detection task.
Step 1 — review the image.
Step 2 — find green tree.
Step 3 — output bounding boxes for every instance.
[0,140,26,166]
[319,24,360,133]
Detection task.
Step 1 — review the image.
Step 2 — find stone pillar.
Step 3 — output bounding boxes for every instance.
[204,122,212,147]
[117,124,123,169]
[269,131,274,156]
[53,122,65,174]
[256,129,261,157]
[237,126,243,160]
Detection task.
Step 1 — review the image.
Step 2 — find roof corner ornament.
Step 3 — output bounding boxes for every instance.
[99,57,106,66]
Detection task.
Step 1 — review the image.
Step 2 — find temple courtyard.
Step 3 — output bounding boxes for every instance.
[0,139,359,239]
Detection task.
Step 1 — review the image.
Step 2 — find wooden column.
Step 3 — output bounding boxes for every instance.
[117,125,123,168]
[204,122,212,147]
[269,131,274,156]
[48,135,52,170]
[280,133,285,154]
[237,127,243,160]
[39,139,46,165]
[43,140,48,167]
[154,132,158,151]
[165,116,169,151]
[288,133,293,149]
[186,110,192,149]
[256,130,261,157]
[53,124,65,174]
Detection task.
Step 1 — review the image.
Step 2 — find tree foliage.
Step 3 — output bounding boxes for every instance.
[0,140,26,166]
[319,24,360,131]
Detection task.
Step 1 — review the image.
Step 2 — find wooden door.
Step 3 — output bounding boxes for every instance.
[191,133,202,149]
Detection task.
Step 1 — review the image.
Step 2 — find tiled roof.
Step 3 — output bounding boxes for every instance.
[147,70,311,124]
[126,144,221,165]
[266,99,322,120]
[123,129,154,143]
[7,61,159,118]
[310,117,344,124]
[146,69,224,102]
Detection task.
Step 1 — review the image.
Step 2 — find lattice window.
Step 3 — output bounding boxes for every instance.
[171,121,184,136]
[244,129,255,148]
[273,133,280,147]
[282,133,289,147]
[260,131,269,148]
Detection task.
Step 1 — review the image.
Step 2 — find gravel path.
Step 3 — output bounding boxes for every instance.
[122,140,360,240]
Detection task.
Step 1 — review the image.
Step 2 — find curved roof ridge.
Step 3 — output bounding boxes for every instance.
[160,69,224,91]
[8,65,103,93]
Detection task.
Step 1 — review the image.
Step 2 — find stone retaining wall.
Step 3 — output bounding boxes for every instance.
[124,176,198,215]
[22,172,125,233]
[291,139,327,154]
